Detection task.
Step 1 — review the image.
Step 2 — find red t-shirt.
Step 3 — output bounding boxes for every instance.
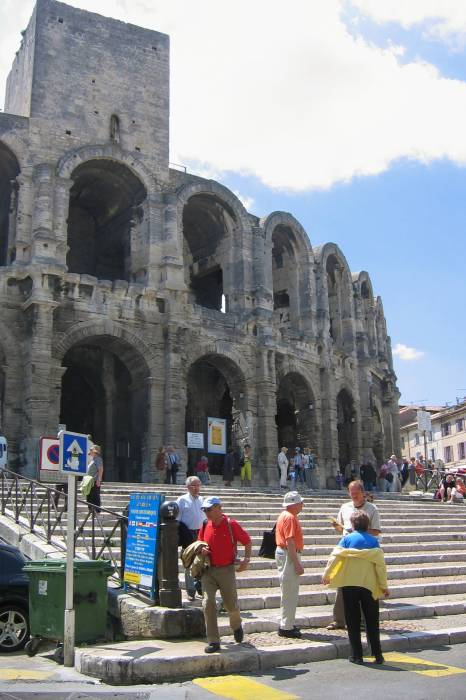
[195,460,208,473]
[198,516,251,567]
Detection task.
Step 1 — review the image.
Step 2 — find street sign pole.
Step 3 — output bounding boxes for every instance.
[59,430,88,668]
[64,473,76,667]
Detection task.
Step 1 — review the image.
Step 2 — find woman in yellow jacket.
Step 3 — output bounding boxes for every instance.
[322,509,389,665]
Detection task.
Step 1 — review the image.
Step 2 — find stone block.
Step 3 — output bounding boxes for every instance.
[448,627,466,644]
[404,631,450,648]
[257,642,337,670]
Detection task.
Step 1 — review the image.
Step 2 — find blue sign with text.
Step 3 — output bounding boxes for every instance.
[59,431,89,476]
[124,493,163,596]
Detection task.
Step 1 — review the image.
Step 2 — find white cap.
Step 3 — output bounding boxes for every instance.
[283,491,303,508]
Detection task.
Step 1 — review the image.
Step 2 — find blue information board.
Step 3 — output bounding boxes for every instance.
[124,493,163,596]
[59,431,89,476]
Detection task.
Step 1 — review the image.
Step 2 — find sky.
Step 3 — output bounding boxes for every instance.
[0,0,465,406]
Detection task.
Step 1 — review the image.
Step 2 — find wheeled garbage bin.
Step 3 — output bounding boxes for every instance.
[23,559,113,660]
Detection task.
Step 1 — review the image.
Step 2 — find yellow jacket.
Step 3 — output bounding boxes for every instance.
[323,546,388,600]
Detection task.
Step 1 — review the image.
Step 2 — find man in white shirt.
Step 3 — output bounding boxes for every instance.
[327,480,381,629]
[277,447,289,489]
[177,476,205,601]
[386,455,400,493]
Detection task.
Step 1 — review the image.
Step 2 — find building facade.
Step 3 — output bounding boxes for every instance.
[0,0,400,484]
[400,402,466,471]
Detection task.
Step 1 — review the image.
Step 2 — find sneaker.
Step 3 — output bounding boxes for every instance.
[374,655,385,665]
[233,626,244,643]
[326,622,345,630]
[187,592,196,602]
[349,656,363,665]
[204,642,221,654]
[278,627,302,639]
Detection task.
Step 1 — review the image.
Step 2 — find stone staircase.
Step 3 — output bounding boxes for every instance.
[2,481,466,645]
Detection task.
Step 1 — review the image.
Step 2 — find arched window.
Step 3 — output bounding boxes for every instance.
[0,142,20,266]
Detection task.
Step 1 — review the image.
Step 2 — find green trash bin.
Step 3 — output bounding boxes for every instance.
[23,559,113,657]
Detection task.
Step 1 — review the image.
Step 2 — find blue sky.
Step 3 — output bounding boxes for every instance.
[0,0,465,406]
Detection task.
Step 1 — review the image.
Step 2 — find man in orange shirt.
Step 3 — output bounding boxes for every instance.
[275,491,305,638]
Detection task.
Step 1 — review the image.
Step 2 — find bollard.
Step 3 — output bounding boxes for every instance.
[158,501,182,608]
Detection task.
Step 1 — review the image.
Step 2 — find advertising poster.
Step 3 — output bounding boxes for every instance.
[124,492,163,597]
[207,417,227,454]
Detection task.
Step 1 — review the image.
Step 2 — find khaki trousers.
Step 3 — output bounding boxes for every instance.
[202,564,242,643]
[276,547,301,630]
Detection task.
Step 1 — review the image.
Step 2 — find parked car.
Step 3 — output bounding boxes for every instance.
[0,542,29,652]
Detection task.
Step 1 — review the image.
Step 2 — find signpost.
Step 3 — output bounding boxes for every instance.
[417,410,432,469]
[38,436,67,484]
[124,492,163,600]
[59,430,88,667]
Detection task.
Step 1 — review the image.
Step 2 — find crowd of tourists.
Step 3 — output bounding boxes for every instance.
[177,474,389,666]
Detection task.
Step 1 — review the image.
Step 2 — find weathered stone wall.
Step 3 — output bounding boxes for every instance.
[0,0,400,484]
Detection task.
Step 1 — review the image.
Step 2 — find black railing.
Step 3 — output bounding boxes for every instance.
[0,468,127,584]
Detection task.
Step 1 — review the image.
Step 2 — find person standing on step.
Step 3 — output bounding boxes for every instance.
[275,491,305,638]
[277,446,289,489]
[198,496,251,653]
[327,479,381,630]
[165,445,180,484]
[86,444,104,512]
[240,444,252,487]
[223,447,235,487]
[177,476,205,601]
[322,510,388,665]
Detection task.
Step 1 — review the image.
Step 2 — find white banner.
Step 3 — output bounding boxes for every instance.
[207,417,227,454]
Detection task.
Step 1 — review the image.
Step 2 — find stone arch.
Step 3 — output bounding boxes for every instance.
[276,371,317,451]
[262,212,314,335]
[354,271,377,357]
[56,144,156,194]
[63,155,149,282]
[184,351,249,475]
[53,321,154,482]
[0,141,21,266]
[336,386,358,469]
[316,243,355,351]
[176,180,251,312]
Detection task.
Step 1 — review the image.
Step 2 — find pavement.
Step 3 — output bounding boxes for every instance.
[3,642,466,699]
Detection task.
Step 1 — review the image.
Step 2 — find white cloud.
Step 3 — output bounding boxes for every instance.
[393,343,425,361]
[350,1,466,46]
[2,1,466,191]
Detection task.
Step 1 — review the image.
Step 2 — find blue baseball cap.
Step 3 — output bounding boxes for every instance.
[201,496,222,510]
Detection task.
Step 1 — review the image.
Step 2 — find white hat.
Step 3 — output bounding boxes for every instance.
[283,491,303,508]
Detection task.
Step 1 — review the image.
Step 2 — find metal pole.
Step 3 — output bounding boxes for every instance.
[423,430,428,491]
[63,474,76,667]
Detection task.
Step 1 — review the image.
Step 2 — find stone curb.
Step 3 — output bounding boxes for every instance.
[75,626,466,685]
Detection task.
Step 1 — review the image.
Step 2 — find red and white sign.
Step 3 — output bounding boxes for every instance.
[39,436,60,471]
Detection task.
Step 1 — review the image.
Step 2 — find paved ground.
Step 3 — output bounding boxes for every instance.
[1,642,466,699]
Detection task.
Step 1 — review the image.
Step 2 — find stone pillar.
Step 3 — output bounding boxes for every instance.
[53,176,73,267]
[31,164,56,261]
[255,348,278,486]
[158,193,186,297]
[143,375,165,483]
[21,281,58,476]
[48,363,67,434]
[163,325,187,476]
[14,169,34,264]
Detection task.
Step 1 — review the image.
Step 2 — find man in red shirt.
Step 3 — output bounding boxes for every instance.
[275,491,305,638]
[198,496,252,653]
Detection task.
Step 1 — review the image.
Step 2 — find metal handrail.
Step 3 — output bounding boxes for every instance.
[414,467,465,493]
[0,468,127,585]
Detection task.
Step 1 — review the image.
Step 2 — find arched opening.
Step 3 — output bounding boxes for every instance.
[0,345,5,431]
[59,336,149,482]
[361,281,376,356]
[326,255,341,345]
[0,142,20,266]
[276,372,316,450]
[66,159,147,281]
[185,354,247,475]
[272,225,299,331]
[372,405,384,467]
[337,389,357,468]
[183,195,235,311]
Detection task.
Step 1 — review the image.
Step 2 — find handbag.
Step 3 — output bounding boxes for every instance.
[259,524,277,558]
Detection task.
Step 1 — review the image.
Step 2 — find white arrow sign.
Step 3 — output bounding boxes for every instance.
[66,439,83,470]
